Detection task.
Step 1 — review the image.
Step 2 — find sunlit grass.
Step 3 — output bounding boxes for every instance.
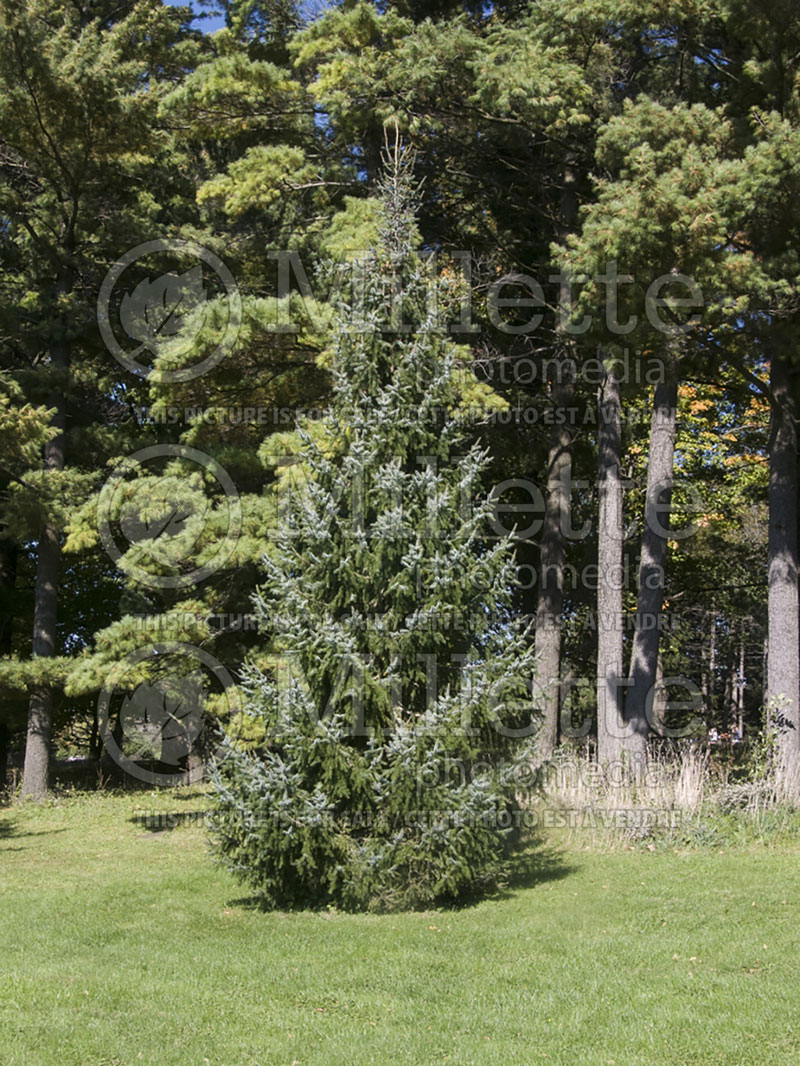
[1,789,799,1066]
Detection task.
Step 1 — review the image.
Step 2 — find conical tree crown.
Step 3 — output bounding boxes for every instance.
[209,144,540,911]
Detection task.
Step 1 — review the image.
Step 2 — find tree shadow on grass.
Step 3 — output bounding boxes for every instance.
[130,809,209,833]
[0,816,63,850]
[502,839,577,895]
[436,837,577,912]
[0,814,68,838]
[223,836,577,915]
[124,789,212,832]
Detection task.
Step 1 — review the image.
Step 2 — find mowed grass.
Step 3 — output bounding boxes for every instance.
[1,790,799,1066]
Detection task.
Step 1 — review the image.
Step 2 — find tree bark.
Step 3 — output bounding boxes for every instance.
[725,660,738,729]
[533,368,573,758]
[708,605,717,724]
[0,537,16,789]
[21,498,65,798]
[762,635,769,729]
[652,650,668,734]
[0,720,8,793]
[625,353,678,759]
[596,363,626,765]
[734,623,746,736]
[766,350,799,760]
[20,266,70,799]
[531,162,581,759]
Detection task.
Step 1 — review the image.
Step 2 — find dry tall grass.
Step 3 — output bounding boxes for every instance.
[534,739,800,847]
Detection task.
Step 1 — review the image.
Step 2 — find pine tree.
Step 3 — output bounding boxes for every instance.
[208,145,539,911]
[0,0,201,796]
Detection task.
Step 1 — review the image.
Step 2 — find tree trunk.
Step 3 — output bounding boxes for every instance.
[723,662,733,727]
[531,164,581,759]
[533,369,574,758]
[625,353,678,759]
[0,537,16,789]
[708,605,717,723]
[21,518,64,798]
[762,635,769,731]
[736,624,746,737]
[652,650,667,735]
[21,520,64,797]
[596,363,626,765]
[0,720,8,793]
[766,350,799,759]
[20,265,70,798]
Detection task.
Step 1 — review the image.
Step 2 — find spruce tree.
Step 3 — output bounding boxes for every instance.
[209,146,539,911]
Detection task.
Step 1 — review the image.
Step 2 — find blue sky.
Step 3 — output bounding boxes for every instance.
[162,0,336,32]
[163,0,227,34]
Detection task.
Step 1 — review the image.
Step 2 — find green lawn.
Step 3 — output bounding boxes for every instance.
[1,790,799,1066]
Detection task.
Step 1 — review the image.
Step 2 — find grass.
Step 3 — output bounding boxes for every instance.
[538,743,800,850]
[1,789,800,1066]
